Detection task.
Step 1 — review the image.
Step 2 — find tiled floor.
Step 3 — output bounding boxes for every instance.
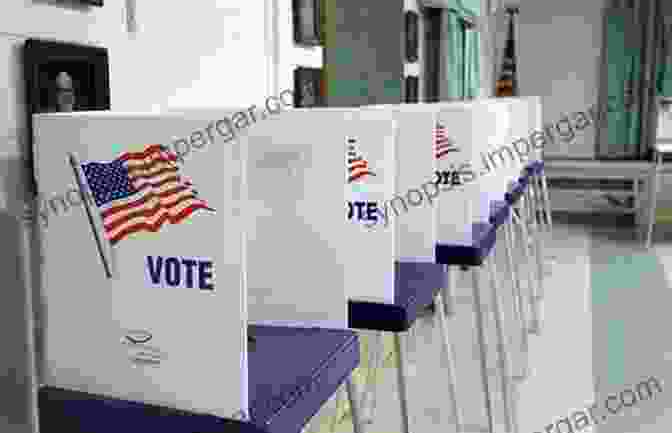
[305,213,672,433]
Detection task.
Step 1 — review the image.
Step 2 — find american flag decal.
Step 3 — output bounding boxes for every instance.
[80,144,215,246]
[347,138,376,183]
[434,123,459,159]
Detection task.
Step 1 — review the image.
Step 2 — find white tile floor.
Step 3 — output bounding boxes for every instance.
[305,214,672,433]
[305,219,597,433]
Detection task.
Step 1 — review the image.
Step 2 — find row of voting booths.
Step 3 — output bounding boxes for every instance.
[31,96,547,433]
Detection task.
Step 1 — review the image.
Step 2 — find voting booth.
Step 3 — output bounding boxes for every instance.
[240,108,397,329]
[363,104,439,263]
[162,106,398,328]
[434,101,515,244]
[32,112,248,419]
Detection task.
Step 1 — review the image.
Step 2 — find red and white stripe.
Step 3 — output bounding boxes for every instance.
[347,144,375,183]
[434,123,456,159]
[102,145,211,244]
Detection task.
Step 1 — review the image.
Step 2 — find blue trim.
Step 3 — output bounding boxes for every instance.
[348,261,445,333]
[435,222,498,267]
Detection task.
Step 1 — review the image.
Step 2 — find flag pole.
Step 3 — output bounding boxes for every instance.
[68,152,114,279]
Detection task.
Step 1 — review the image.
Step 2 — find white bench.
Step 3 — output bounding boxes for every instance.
[544,159,651,225]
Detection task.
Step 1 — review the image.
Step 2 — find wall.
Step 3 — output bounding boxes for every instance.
[275,0,323,97]
[0,2,270,432]
[517,0,605,159]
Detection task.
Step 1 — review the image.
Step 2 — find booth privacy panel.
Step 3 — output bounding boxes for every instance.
[363,104,438,262]
[245,109,396,330]
[344,108,396,305]
[434,100,515,243]
[32,112,247,419]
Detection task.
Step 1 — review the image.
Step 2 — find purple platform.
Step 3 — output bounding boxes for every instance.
[39,325,360,433]
[348,261,445,333]
[248,326,359,433]
[435,222,498,267]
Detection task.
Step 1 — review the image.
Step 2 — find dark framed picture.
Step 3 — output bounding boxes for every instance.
[63,0,104,6]
[294,67,324,108]
[23,38,110,190]
[405,11,419,63]
[293,0,322,46]
[405,76,419,103]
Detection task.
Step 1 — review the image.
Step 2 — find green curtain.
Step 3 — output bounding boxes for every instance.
[439,8,480,101]
[463,26,481,98]
[597,1,672,159]
[442,0,480,17]
[601,9,641,158]
[440,10,463,100]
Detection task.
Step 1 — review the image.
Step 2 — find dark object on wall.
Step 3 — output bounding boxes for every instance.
[294,67,324,107]
[405,76,419,103]
[65,0,104,6]
[293,0,322,46]
[322,0,403,106]
[423,7,441,102]
[405,11,419,63]
[23,38,110,192]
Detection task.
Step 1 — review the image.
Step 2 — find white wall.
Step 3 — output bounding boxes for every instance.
[517,0,605,159]
[0,2,270,432]
[276,0,323,96]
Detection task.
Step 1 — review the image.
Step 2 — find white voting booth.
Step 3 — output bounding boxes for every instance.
[434,101,515,243]
[363,104,439,262]
[164,107,397,328]
[242,108,397,328]
[32,112,247,419]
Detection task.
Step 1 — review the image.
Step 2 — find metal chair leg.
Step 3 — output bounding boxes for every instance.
[434,291,462,432]
[534,172,557,272]
[362,331,383,423]
[512,206,540,335]
[442,265,456,316]
[393,333,411,433]
[503,213,528,381]
[534,175,548,232]
[471,268,495,433]
[346,377,365,433]
[524,188,545,302]
[486,255,518,433]
[540,171,553,232]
